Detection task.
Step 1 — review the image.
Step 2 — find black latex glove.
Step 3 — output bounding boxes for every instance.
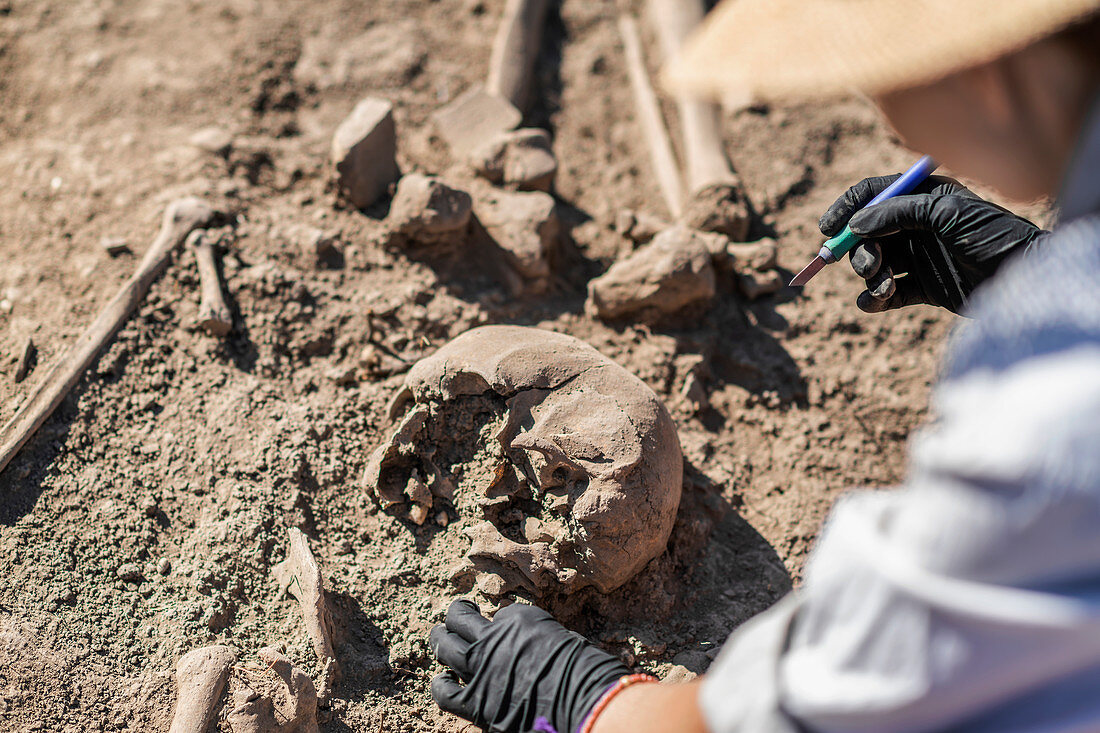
[819,174,1046,314]
[429,599,631,733]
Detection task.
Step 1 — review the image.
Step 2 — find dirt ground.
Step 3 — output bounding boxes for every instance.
[0,1,1051,731]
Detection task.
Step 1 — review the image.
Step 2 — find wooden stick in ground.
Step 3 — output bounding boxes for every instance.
[188,230,233,337]
[0,197,215,477]
[646,0,751,239]
[618,14,684,219]
[487,0,551,112]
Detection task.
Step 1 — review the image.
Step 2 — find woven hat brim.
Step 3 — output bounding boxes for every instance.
[663,0,1100,101]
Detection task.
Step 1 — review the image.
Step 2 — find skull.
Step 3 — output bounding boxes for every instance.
[362,326,682,595]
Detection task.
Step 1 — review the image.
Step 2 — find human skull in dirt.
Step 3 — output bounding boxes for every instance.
[362,325,683,595]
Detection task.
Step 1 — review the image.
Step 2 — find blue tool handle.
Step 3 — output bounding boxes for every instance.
[821,155,939,262]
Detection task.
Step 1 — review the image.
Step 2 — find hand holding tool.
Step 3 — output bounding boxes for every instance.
[790,155,939,286]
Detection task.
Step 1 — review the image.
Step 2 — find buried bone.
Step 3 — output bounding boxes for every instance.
[168,645,237,733]
[188,230,233,337]
[228,647,320,733]
[362,325,682,595]
[272,528,339,694]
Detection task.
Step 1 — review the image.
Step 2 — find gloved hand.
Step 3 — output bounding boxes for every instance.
[819,174,1046,313]
[429,598,631,733]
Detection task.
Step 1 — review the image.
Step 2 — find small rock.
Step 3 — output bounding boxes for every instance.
[435,511,449,527]
[326,366,357,385]
[469,128,557,192]
[13,337,36,383]
[663,664,697,684]
[332,97,399,209]
[681,182,752,241]
[681,372,709,413]
[157,557,172,575]
[476,188,560,287]
[738,270,783,300]
[615,209,667,244]
[100,237,130,257]
[522,517,559,544]
[117,563,144,583]
[189,126,234,157]
[408,504,429,526]
[387,174,473,243]
[432,85,521,158]
[725,238,778,272]
[586,225,716,323]
[141,496,159,517]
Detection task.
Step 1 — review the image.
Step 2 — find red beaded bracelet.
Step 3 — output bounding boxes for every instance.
[577,673,659,733]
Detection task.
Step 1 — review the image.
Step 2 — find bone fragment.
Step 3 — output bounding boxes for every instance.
[0,198,215,476]
[12,337,36,383]
[272,528,338,685]
[432,85,521,159]
[487,0,551,111]
[227,647,319,733]
[189,231,232,337]
[618,14,684,219]
[646,0,750,239]
[168,645,237,733]
[332,97,399,209]
[586,225,716,323]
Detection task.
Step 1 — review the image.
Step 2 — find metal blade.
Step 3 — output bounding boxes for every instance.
[789,255,827,287]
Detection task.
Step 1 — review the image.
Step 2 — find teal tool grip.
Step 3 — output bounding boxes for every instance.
[824,224,861,260]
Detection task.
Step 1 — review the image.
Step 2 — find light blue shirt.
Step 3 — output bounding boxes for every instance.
[701,99,1100,733]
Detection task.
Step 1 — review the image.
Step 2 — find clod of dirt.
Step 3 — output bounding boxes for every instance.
[475,188,560,290]
[362,325,683,595]
[189,126,234,158]
[470,127,557,192]
[431,85,522,158]
[681,182,752,241]
[724,238,778,272]
[586,225,717,323]
[386,173,473,244]
[615,209,668,245]
[227,647,319,733]
[331,97,399,210]
[272,528,339,694]
[712,238,784,301]
[168,645,237,733]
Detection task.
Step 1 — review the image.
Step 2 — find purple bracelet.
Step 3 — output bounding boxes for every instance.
[532,717,559,733]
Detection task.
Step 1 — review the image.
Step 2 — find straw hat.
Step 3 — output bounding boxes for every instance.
[663,0,1100,101]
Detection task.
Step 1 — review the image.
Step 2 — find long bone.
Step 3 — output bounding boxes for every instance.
[487,0,552,112]
[0,198,214,476]
[168,645,237,733]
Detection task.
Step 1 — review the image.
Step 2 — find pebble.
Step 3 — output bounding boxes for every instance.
[100,237,130,257]
[469,127,557,192]
[431,85,521,158]
[188,126,234,157]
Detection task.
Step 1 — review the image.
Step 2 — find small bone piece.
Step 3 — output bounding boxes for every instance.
[646,0,751,240]
[189,231,232,337]
[586,225,716,323]
[0,198,215,476]
[432,85,522,159]
[618,14,684,219]
[332,97,399,209]
[487,0,552,112]
[168,645,237,733]
[469,128,557,192]
[227,647,319,733]
[272,529,338,681]
[12,337,36,383]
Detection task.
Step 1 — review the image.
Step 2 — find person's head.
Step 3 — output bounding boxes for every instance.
[664,1,1100,201]
[875,17,1100,201]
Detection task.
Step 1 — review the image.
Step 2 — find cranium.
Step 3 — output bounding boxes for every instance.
[362,326,683,595]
